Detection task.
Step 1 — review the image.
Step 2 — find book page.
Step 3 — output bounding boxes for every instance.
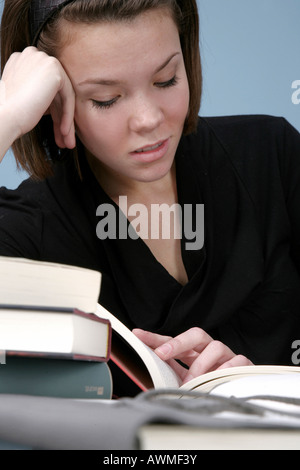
[210,373,300,413]
[179,365,300,393]
[96,304,180,389]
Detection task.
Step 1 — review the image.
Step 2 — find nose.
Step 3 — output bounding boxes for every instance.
[129,93,164,133]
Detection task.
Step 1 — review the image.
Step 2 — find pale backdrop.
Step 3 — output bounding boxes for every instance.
[0,0,299,188]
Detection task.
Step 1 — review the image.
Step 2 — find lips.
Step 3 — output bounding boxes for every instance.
[129,138,170,164]
[134,141,165,154]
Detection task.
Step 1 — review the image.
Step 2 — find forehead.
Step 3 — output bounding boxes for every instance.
[58,9,181,83]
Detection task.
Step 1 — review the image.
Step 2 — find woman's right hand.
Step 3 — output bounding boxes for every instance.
[133,327,253,385]
[0,46,76,149]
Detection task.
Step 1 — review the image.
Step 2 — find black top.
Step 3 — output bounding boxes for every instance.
[1,115,300,366]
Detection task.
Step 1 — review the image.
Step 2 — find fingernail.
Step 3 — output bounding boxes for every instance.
[156,343,172,358]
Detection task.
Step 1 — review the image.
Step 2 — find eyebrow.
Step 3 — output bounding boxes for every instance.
[78,52,180,87]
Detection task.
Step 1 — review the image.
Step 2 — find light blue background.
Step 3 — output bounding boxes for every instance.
[0,0,299,188]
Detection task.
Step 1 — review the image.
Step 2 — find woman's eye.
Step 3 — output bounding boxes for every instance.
[91,97,118,110]
[90,76,178,110]
[155,75,178,88]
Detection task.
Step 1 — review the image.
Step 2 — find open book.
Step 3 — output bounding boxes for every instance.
[96,304,180,392]
[96,304,300,395]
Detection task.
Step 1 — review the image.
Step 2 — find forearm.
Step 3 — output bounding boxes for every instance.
[0,99,21,163]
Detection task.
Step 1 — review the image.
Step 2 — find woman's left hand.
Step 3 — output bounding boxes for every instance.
[133,327,253,384]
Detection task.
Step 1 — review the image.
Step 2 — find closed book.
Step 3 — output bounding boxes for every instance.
[0,307,111,362]
[0,256,102,312]
[0,356,112,399]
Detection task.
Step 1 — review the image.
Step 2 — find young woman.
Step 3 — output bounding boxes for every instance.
[1,0,299,386]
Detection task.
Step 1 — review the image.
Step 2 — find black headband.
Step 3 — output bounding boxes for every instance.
[29,0,74,45]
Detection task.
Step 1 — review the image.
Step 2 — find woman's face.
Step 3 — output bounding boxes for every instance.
[58,9,190,189]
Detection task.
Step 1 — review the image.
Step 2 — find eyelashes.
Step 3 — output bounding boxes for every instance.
[92,97,118,110]
[154,75,178,89]
[91,75,179,110]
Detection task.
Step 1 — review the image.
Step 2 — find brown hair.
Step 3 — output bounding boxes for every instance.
[1,0,202,179]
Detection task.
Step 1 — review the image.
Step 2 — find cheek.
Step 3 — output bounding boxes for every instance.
[74,103,126,152]
[165,83,190,122]
[180,80,191,115]
[75,103,105,137]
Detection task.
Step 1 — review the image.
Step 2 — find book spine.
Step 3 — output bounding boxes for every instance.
[0,356,112,399]
[5,350,111,363]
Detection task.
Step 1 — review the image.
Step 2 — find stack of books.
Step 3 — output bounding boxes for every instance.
[0,256,112,399]
[2,256,300,406]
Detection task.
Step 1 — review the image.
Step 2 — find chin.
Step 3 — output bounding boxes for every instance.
[134,161,174,184]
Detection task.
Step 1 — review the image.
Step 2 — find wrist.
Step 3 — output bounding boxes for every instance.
[0,102,22,163]
[0,80,25,142]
